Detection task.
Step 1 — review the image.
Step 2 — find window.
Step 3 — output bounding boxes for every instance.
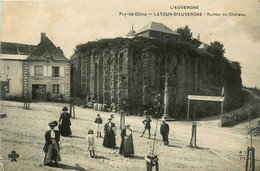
[52,84,59,94]
[34,66,43,76]
[52,67,60,77]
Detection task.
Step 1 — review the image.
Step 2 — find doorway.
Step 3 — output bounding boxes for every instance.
[32,84,46,101]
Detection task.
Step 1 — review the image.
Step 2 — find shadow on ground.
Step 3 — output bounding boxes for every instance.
[69,135,85,139]
[95,155,110,160]
[50,163,87,170]
[131,155,145,160]
[168,144,183,148]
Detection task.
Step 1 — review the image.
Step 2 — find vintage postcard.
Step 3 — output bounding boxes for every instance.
[0,0,259,170]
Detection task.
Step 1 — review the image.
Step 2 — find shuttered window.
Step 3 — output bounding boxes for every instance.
[52,67,60,77]
[34,66,43,76]
[52,84,59,94]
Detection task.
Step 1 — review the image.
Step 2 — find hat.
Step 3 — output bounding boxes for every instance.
[110,114,114,118]
[48,121,58,127]
[62,106,68,111]
[108,117,113,120]
[97,114,100,116]
[125,123,130,127]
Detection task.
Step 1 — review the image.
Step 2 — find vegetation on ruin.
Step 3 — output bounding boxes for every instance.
[72,36,245,119]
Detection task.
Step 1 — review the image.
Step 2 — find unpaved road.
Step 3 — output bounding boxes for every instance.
[0,101,259,171]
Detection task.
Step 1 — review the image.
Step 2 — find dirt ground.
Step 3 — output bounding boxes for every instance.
[0,100,259,171]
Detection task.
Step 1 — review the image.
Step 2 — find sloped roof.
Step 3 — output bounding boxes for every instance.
[198,43,210,49]
[27,36,68,61]
[126,29,136,37]
[190,38,202,48]
[135,22,180,36]
[0,54,28,60]
[0,41,36,55]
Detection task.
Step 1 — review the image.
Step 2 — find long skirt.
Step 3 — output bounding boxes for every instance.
[103,132,116,148]
[59,124,72,136]
[120,135,134,157]
[43,142,61,164]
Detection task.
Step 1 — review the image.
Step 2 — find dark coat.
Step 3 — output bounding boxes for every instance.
[59,112,72,136]
[160,123,169,135]
[95,117,103,124]
[143,118,152,129]
[103,122,116,148]
[43,130,60,152]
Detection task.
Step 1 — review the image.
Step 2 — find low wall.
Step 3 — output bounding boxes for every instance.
[221,104,260,127]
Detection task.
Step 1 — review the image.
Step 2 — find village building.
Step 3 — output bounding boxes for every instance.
[132,21,180,40]
[0,33,70,101]
[0,42,36,99]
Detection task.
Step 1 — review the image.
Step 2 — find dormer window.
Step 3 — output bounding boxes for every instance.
[45,55,51,63]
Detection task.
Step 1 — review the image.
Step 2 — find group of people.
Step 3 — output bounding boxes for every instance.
[43,106,72,166]
[43,107,169,166]
[140,115,170,146]
[101,115,134,157]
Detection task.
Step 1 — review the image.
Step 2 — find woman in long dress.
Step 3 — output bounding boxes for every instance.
[103,117,116,148]
[59,106,72,136]
[43,121,61,166]
[119,123,134,157]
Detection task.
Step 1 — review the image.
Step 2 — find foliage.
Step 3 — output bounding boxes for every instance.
[206,41,225,57]
[176,25,193,42]
[71,36,244,119]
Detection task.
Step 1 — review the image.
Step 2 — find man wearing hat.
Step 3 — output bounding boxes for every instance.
[103,117,116,148]
[160,119,170,145]
[58,106,72,136]
[94,114,103,138]
[140,114,152,139]
[43,121,61,166]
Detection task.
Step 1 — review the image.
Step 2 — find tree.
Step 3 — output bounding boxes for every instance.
[206,41,226,57]
[176,25,193,42]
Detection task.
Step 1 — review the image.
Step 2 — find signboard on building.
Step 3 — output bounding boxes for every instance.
[188,95,224,102]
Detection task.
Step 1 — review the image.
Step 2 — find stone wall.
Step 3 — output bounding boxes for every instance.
[71,37,243,118]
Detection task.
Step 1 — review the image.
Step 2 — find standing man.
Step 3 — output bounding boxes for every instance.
[70,97,75,119]
[160,119,170,145]
[103,117,116,149]
[95,114,103,138]
[140,114,152,139]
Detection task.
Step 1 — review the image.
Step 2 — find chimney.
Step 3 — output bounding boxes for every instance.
[41,33,46,42]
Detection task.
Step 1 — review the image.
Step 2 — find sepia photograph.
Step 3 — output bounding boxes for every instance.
[0,0,259,170]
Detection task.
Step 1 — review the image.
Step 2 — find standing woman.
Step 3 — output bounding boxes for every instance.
[119,123,134,157]
[59,106,72,137]
[103,117,116,148]
[43,121,61,166]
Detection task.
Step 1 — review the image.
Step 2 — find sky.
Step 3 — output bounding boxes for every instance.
[1,0,260,88]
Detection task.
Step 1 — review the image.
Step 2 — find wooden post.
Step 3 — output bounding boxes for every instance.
[220,100,224,126]
[246,147,255,171]
[246,147,249,171]
[189,122,197,147]
[252,148,255,171]
[193,105,196,121]
[187,99,190,122]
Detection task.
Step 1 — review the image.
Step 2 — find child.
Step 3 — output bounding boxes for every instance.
[87,129,96,158]
[94,114,103,138]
